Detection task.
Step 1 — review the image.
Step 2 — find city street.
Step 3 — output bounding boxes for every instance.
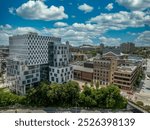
[133,59,150,105]
[0,107,135,113]
[140,59,150,94]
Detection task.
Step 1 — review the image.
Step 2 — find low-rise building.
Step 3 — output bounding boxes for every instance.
[113,65,139,90]
[84,61,93,68]
[93,56,117,85]
[73,65,93,82]
[71,53,87,62]
[93,51,142,89]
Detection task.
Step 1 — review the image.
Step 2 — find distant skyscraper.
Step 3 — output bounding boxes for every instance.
[120,42,135,53]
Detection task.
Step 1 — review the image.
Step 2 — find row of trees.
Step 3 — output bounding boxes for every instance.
[0,81,127,109]
[0,88,24,107]
[133,47,150,58]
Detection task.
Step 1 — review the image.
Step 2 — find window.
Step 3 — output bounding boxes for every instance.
[32,78,37,82]
[29,66,35,70]
[32,70,35,73]
[36,69,39,72]
[26,75,33,79]
[22,81,26,84]
[56,78,58,82]
[27,80,31,83]
[51,77,54,81]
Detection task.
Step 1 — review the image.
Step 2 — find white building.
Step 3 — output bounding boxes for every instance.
[7,58,40,94]
[7,33,73,94]
[48,42,73,83]
[9,32,61,65]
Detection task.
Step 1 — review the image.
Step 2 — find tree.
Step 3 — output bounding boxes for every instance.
[144,105,150,112]
[0,82,127,109]
[136,101,144,106]
[96,81,100,89]
[90,81,94,88]
[95,85,127,109]
[0,88,24,107]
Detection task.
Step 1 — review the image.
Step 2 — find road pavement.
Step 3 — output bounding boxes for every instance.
[133,59,150,105]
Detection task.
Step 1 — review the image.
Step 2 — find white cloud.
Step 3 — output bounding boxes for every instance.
[71,15,76,18]
[13,27,39,34]
[8,7,15,15]
[78,3,93,13]
[135,31,150,46]
[10,0,68,21]
[42,27,94,46]
[54,22,68,27]
[116,0,150,10]
[0,33,9,45]
[0,26,39,45]
[63,29,93,46]
[105,3,113,11]
[72,23,95,30]
[0,24,12,30]
[89,11,150,30]
[99,36,121,46]
[127,32,139,36]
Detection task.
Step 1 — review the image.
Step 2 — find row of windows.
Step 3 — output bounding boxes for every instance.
[94,70,109,74]
[114,76,130,81]
[114,73,131,77]
[94,77,109,81]
[50,75,72,82]
[50,71,71,77]
[114,81,130,85]
[49,67,72,73]
[22,78,38,85]
[55,46,67,50]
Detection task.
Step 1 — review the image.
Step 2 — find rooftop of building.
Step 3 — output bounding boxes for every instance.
[7,56,27,62]
[128,55,143,61]
[71,52,86,56]
[115,65,137,73]
[72,65,93,73]
[10,32,61,40]
[103,47,121,55]
[71,61,85,66]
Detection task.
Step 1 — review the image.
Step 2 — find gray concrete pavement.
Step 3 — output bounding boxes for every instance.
[133,59,150,105]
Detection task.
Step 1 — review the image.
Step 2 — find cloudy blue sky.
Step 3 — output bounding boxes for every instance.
[0,0,150,46]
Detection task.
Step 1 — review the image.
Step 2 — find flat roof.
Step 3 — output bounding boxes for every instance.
[72,65,93,73]
[115,65,137,73]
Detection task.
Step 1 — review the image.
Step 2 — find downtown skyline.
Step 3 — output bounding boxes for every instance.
[0,0,150,46]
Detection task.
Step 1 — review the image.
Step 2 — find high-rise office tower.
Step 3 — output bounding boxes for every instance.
[7,32,73,94]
